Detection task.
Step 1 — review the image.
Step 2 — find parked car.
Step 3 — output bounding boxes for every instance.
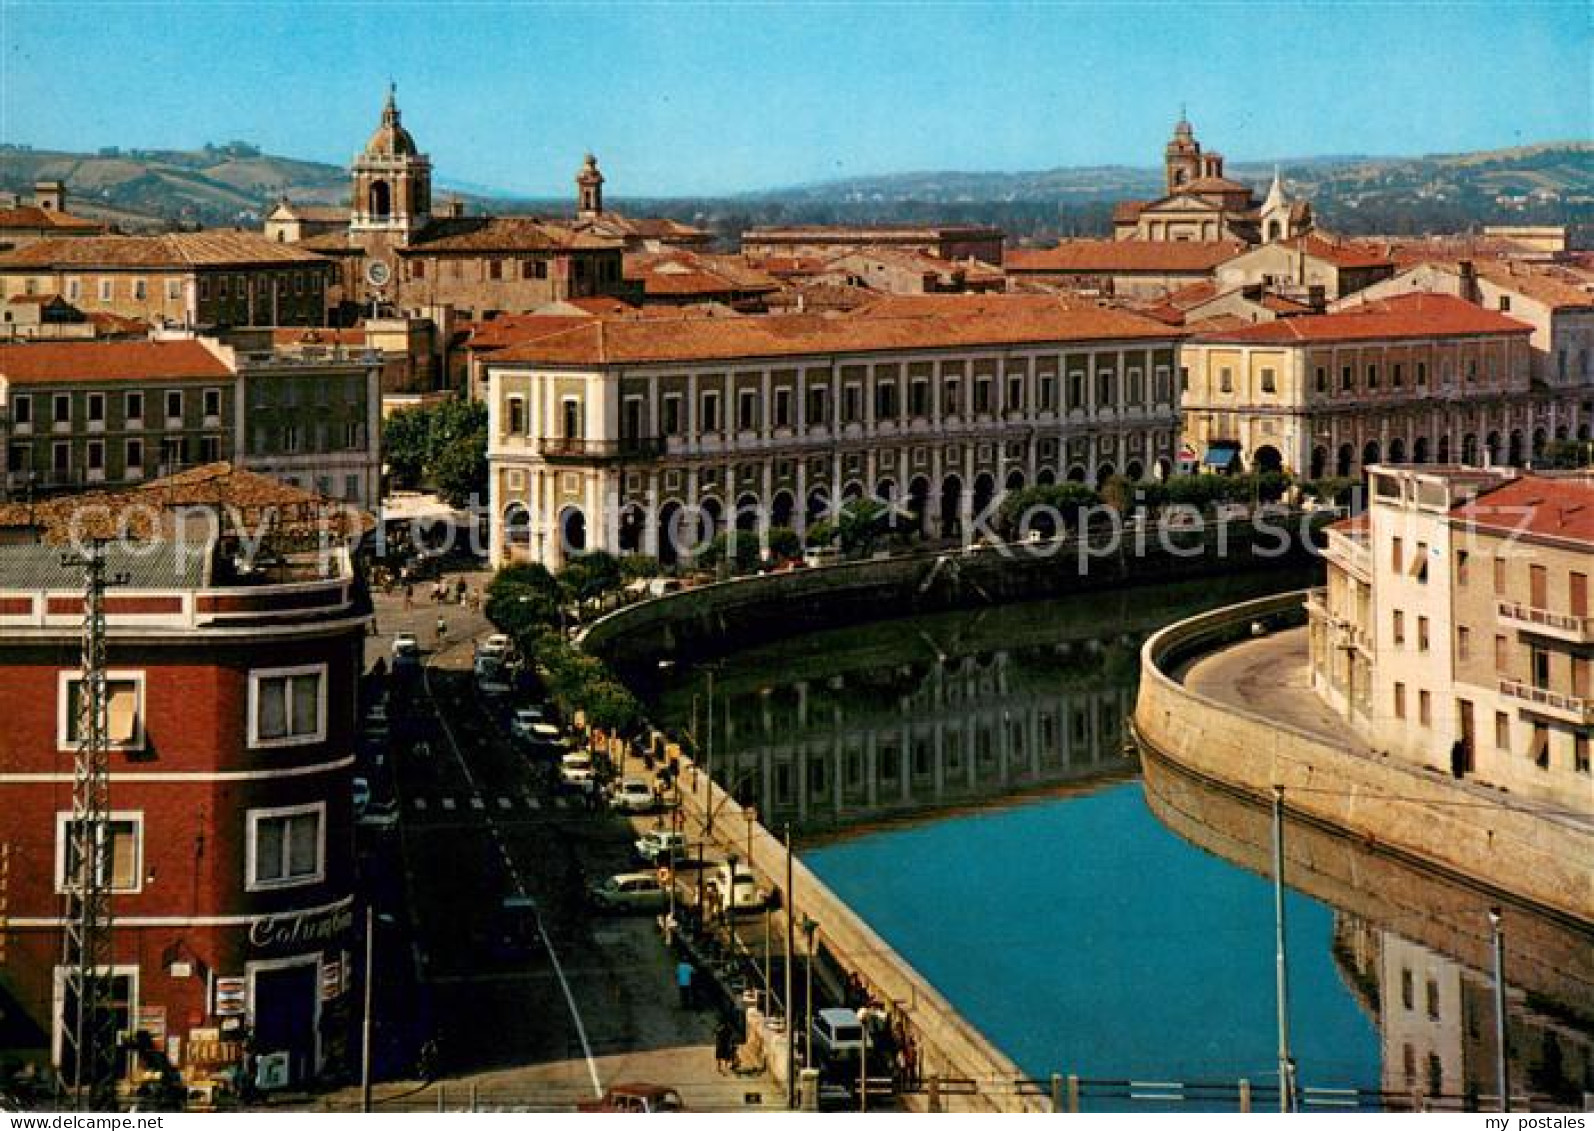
[811,1007,867,1063]
[576,1084,685,1113]
[478,633,512,661]
[391,632,420,658]
[589,872,669,913]
[610,776,658,813]
[510,705,551,743]
[560,752,596,791]
[635,829,689,865]
[494,894,543,961]
[712,861,767,913]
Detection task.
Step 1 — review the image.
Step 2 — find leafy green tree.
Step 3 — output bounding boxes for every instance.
[559,550,623,604]
[382,397,488,506]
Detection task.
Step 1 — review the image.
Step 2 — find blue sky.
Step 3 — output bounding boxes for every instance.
[1,2,1588,197]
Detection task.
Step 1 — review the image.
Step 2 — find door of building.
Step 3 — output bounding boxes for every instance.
[1457,699,1476,773]
[250,961,319,1086]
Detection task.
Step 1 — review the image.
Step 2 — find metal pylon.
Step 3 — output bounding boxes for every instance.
[57,540,121,1108]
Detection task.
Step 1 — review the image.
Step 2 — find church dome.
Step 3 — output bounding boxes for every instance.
[365,86,418,157]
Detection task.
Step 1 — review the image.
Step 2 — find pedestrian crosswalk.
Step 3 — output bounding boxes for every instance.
[406,792,571,815]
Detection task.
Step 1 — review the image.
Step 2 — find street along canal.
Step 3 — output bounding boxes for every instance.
[643,572,1593,1109]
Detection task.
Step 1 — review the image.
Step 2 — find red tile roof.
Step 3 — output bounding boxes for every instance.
[490,304,1178,366]
[408,217,621,253]
[1006,239,1245,274]
[0,232,332,269]
[1189,293,1531,345]
[0,204,104,232]
[1451,475,1594,547]
[1273,233,1393,270]
[0,339,232,385]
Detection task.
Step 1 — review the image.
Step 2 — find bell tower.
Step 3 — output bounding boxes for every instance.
[1164,109,1202,196]
[350,84,432,244]
[576,153,605,219]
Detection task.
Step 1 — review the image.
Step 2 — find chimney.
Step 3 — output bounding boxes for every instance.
[1458,259,1479,305]
[33,180,65,212]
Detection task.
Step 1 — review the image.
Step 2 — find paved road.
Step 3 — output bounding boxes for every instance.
[328,566,782,1112]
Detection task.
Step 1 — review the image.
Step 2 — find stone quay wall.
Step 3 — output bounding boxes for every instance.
[1132,591,1593,926]
[672,754,1046,1113]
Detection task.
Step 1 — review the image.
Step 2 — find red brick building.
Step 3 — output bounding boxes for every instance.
[0,512,367,1090]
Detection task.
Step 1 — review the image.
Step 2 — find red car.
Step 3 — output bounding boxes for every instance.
[577,1084,686,1113]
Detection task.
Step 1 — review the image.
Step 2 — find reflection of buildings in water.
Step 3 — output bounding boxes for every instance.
[710,642,1138,829]
[1141,749,1594,1108]
[1334,919,1593,1107]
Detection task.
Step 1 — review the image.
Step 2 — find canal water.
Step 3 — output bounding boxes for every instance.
[646,571,1594,1109]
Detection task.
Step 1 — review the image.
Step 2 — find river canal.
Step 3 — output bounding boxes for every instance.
[645,571,1593,1109]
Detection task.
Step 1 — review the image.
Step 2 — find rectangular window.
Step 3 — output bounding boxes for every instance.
[53,394,71,425]
[1456,550,1469,585]
[125,392,143,424]
[807,385,828,425]
[1576,734,1590,775]
[973,377,992,414]
[1419,690,1431,726]
[1530,722,1550,769]
[1418,615,1430,652]
[1260,368,1277,393]
[621,398,643,441]
[199,435,220,463]
[86,440,104,472]
[1457,625,1470,661]
[1495,711,1510,750]
[662,393,682,436]
[1495,634,1508,672]
[1220,367,1234,393]
[1391,536,1403,573]
[86,393,105,425]
[1367,363,1379,389]
[12,395,30,426]
[1531,563,1548,607]
[842,384,862,423]
[98,279,113,303]
[1411,542,1429,583]
[59,672,144,750]
[1416,362,1428,387]
[165,390,182,422]
[56,814,142,893]
[247,803,324,891]
[1006,375,1023,412]
[1039,375,1057,412]
[1341,365,1352,391]
[738,389,758,431]
[909,378,930,417]
[125,438,143,473]
[1494,556,1507,595]
[1532,646,1551,691]
[1392,363,1404,388]
[773,387,792,428]
[876,380,898,420]
[1394,682,1406,719]
[943,378,961,415]
[1573,572,1589,617]
[282,424,300,453]
[489,259,503,281]
[203,388,221,420]
[1314,367,1327,393]
[506,397,525,435]
[248,664,327,747]
[1393,610,1405,645]
[700,391,721,434]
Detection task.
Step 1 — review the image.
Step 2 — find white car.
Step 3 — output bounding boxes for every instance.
[391,632,420,658]
[478,633,512,661]
[510,705,549,742]
[635,829,689,865]
[610,776,657,813]
[712,862,767,913]
[560,752,596,790]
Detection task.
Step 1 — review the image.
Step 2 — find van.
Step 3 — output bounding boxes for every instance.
[804,546,842,569]
[712,861,766,913]
[810,1007,866,1063]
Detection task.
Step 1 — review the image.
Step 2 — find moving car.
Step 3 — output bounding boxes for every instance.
[576,1084,685,1113]
[559,752,596,791]
[391,632,420,658]
[589,872,669,913]
[610,776,657,813]
[635,829,688,865]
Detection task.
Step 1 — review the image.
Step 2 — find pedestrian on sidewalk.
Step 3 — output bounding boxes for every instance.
[714,1017,737,1074]
[676,960,695,1009]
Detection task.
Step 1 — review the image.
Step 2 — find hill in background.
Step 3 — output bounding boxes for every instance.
[2,139,1588,245]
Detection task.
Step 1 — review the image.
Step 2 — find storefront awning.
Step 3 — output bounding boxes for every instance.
[1202,443,1241,469]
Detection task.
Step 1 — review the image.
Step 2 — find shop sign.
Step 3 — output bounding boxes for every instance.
[214,977,246,1017]
[249,904,355,953]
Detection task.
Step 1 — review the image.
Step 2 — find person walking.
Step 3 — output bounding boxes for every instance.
[676,960,695,1009]
[714,1017,737,1074]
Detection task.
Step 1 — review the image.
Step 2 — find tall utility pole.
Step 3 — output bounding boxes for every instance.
[1271,785,1297,1114]
[1488,907,1509,1113]
[58,540,124,1108]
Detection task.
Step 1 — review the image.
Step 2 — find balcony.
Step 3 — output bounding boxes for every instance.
[1496,600,1594,644]
[1322,531,1371,581]
[538,436,665,462]
[1498,678,1594,725]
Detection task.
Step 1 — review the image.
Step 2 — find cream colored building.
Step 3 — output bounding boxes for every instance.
[484,301,1183,566]
[1176,293,1586,478]
[1311,465,1594,812]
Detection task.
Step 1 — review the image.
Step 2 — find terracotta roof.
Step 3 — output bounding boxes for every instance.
[1006,240,1245,274]
[1181,175,1254,195]
[744,224,1002,241]
[849,292,1098,320]
[577,213,710,243]
[743,254,830,278]
[271,202,350,224]
[0,339,231,385]
[1451,475,1594,547]
[0,232,332,269]
[624,252,781,298]
[270,327,367,347]
[0,204,104,232]
[1190,293,1532,345]
[1273,233,1393,270]
[84,311,150,337]
[491,304,1178,367]
[408,217,620,253]
[1112,201,1148,224]
[462,314,601,351]
[562,295,641,316]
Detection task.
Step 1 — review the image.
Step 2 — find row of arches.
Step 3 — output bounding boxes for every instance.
[1300,425,1587,479]
[506,460,1182,565]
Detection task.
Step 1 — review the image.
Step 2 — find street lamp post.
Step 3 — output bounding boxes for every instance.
[799,914,819,1070]
[1489,907,1509,1113]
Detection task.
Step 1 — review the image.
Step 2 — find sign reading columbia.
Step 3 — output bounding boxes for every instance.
[250,904,355,952]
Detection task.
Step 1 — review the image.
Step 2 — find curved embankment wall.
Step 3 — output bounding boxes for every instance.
[1131,592,1593,927]
[584,515,1325,673]
[672,756,1045,1113]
